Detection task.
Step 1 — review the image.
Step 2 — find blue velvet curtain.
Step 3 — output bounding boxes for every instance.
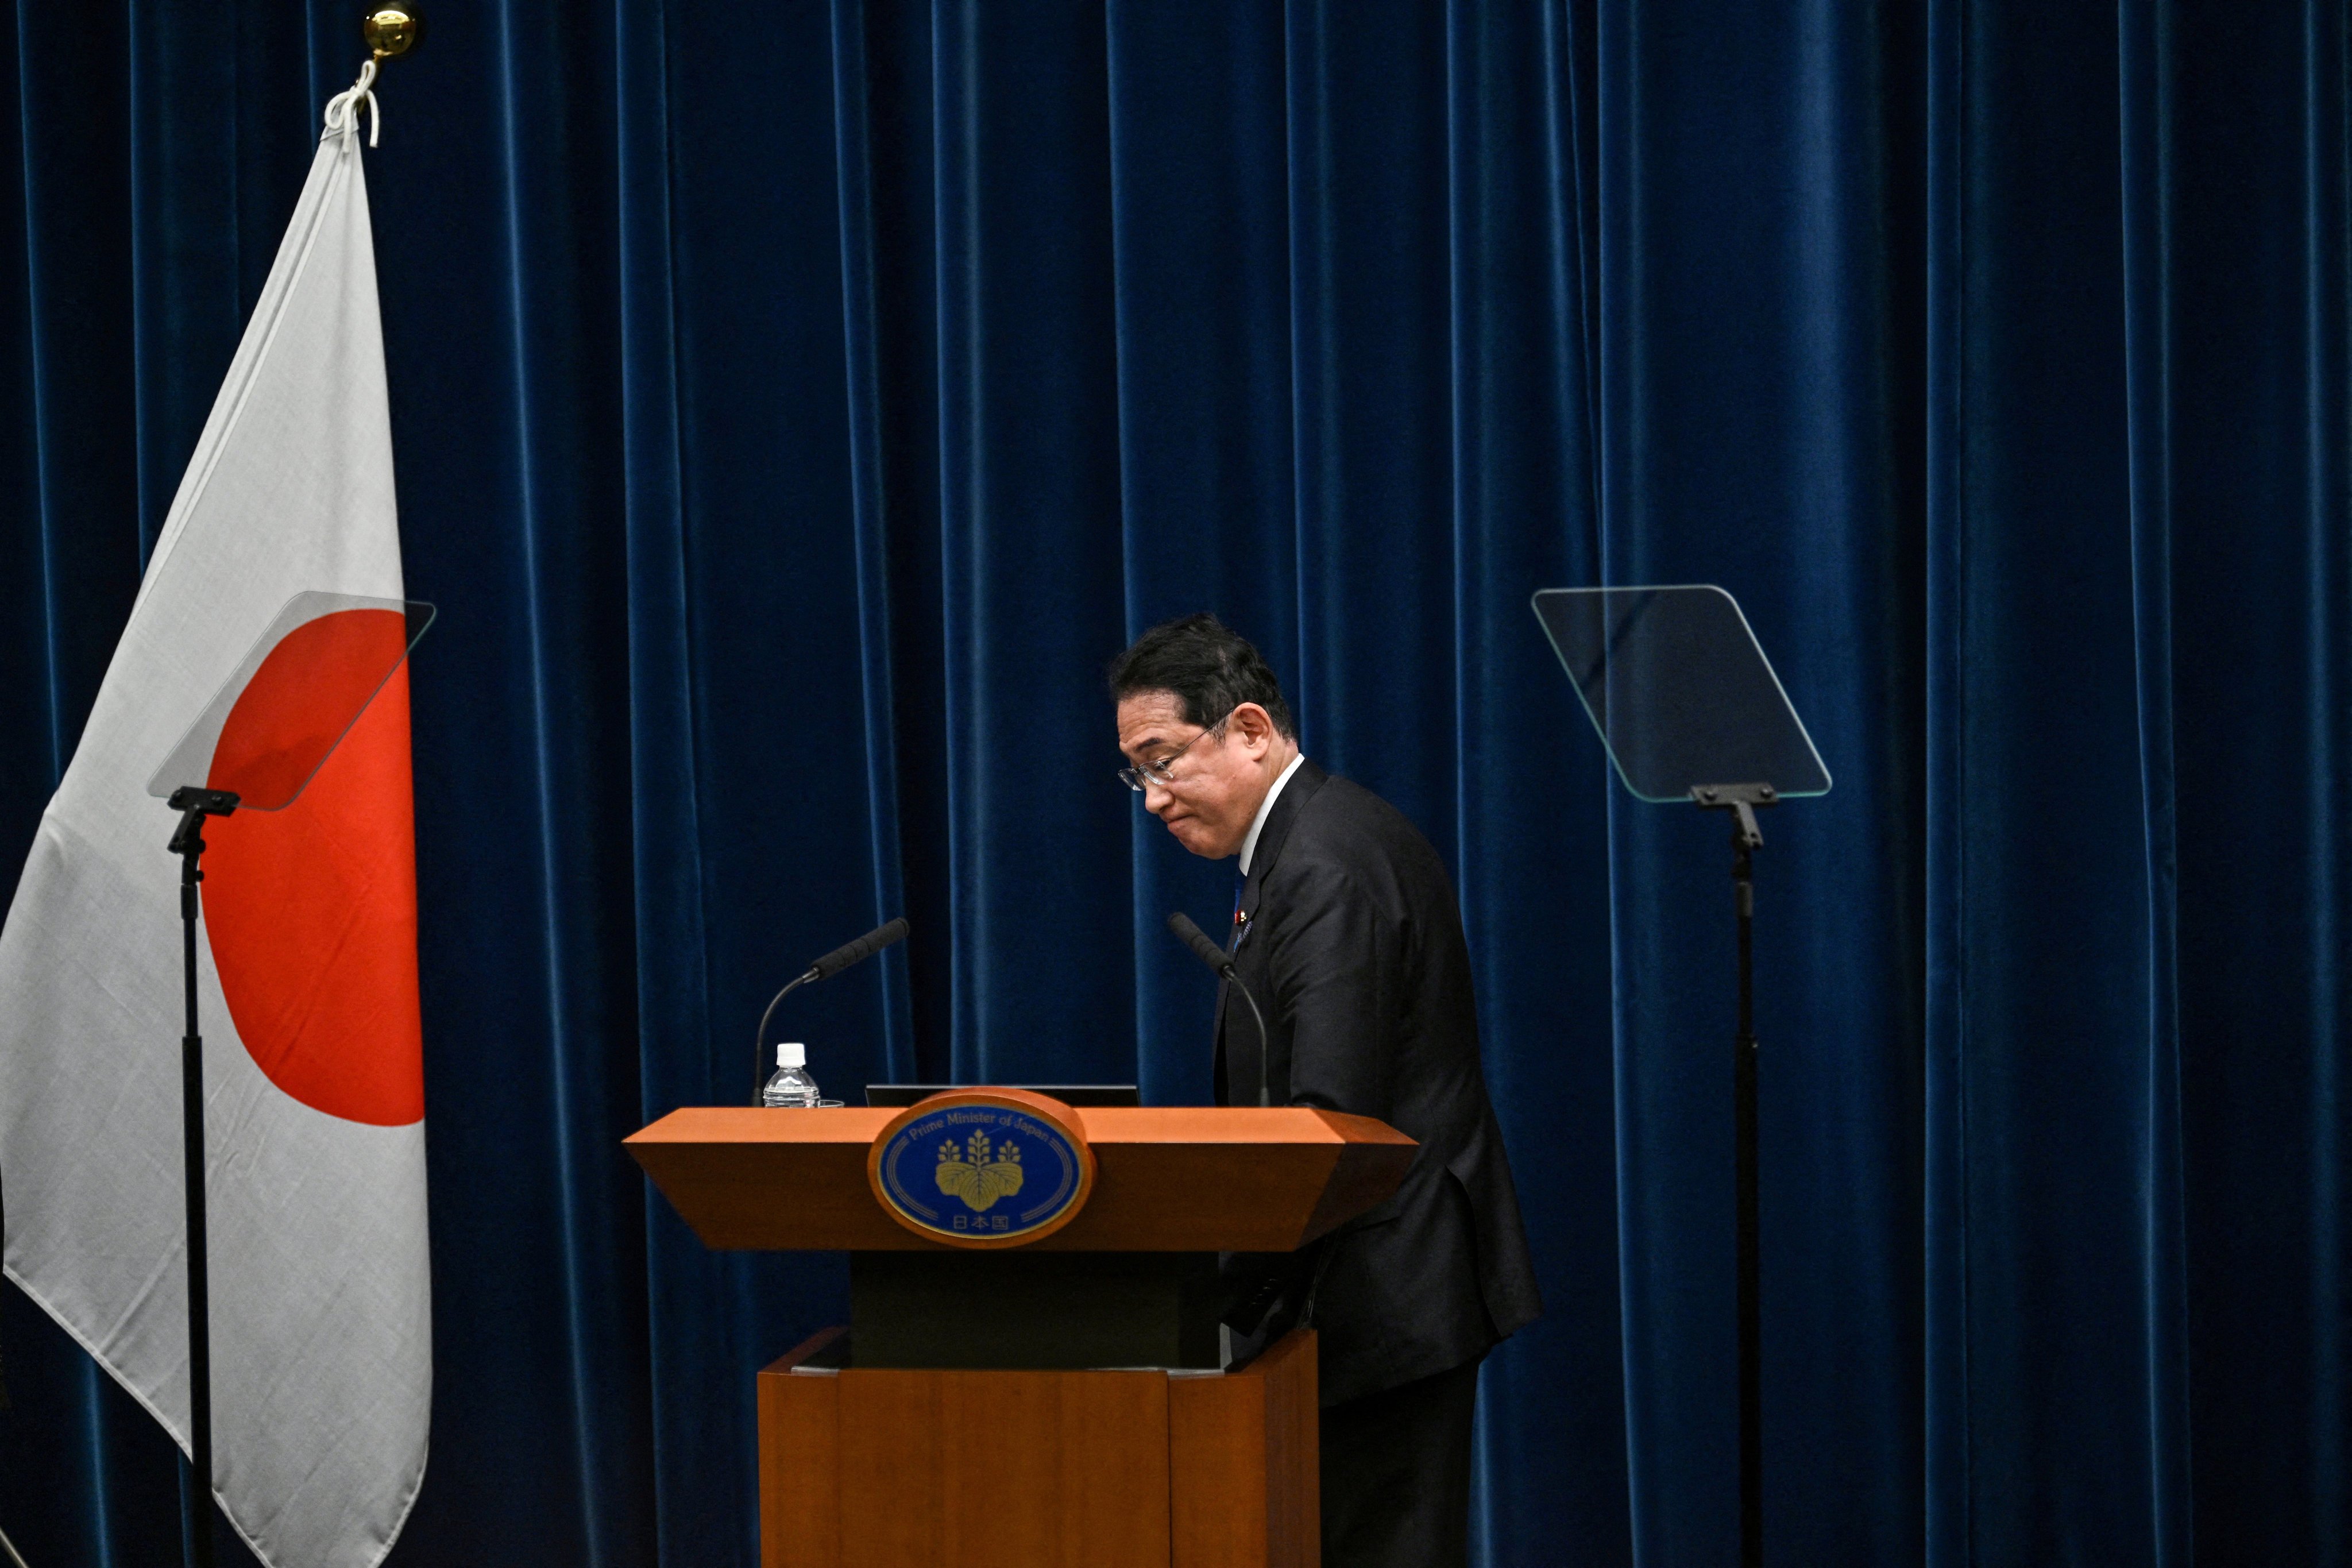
[0,2,2343,1566]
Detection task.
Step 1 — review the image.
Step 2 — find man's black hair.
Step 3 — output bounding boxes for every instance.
[1108,613,1297,739]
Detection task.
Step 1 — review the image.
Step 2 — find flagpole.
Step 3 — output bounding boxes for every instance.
[163,27,423,1567]
[147,22,428,1566]
[362,8,424,65]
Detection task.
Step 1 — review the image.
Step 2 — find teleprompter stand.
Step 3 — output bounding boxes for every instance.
[1693,779,1774,1560]
[1535,587,1830,1568]
[165,786,238,1568]
[146,593,431,1567]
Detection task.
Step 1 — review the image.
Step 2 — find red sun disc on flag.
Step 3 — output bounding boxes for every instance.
[200,608,426,1127]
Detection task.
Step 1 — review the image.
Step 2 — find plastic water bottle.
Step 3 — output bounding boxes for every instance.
[762,1042,821,1108]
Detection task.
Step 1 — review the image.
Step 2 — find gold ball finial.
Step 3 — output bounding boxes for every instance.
[363,7,423,63]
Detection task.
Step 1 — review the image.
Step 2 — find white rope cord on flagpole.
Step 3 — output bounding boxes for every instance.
[322,57,381,148]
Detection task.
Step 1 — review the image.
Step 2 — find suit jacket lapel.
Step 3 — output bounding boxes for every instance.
[1218,759,1327,1105]
[1237,759,1328,936]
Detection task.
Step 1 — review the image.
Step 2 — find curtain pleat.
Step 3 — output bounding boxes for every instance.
[1925,2,2352,1565]
[827,0,919,1087]
[0,3,2343,1566]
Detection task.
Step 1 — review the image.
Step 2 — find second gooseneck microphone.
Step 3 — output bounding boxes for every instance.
[752,917,909,1105]
[1167,911,1272,1108]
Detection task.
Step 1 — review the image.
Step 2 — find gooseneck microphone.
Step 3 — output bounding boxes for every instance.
[752,917,908,1104]
[1167,911,1272,1108]
[803,918,910,982]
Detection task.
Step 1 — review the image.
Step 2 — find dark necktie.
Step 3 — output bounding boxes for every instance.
[1229,867,1248,954]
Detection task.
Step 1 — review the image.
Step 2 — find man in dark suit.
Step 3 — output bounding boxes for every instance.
[1110,613,1541,1568]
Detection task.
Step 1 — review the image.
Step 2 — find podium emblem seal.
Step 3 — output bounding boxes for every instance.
[867,1087,1095,1248]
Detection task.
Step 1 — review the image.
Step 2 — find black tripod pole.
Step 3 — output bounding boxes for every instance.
[1731,809,1761,1568]
[167,787,237,1568]
[1695,782,1773,1568]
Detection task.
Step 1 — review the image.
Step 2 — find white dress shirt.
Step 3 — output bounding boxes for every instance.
[1239,754,1307,876]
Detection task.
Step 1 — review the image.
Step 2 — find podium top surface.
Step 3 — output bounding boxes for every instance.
[627,1104,1416,1253]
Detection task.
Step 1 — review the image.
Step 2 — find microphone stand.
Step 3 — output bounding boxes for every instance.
[165,786,239,1568]
[1164,912,1271,1107]
[1225,974,1271,1109]
[750,919,908,1103]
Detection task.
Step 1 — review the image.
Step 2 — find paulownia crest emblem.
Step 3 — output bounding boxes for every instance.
[935,1127,1025,1211]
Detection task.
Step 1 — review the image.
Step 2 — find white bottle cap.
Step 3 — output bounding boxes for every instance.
[777,1042,806,1069]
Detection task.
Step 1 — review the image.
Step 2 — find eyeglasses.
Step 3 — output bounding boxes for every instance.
[1117,710,1233,791]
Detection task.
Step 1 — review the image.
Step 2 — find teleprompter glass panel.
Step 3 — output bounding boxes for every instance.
[148,592,435,811]
[1531,585,1830,803]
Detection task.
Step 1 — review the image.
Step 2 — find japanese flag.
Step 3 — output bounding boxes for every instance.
[0,84,430,1567]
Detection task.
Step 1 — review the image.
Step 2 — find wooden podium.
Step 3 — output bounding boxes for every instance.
[627,1098,1414,1568]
